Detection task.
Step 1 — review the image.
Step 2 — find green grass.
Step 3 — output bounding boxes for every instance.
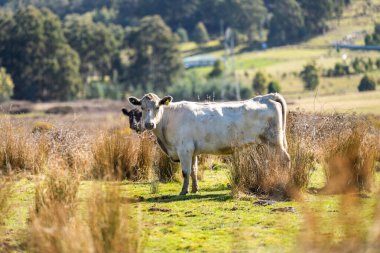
[3,168,380,252]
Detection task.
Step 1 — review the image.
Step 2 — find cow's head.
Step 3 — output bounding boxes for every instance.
[121,108,142,133]
[128,93,172,131]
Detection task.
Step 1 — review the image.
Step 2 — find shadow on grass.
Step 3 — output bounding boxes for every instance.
[143,193,232,203]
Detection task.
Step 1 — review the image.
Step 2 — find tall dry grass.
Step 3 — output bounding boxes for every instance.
[323,122,378,193]
[91,131,155,181]
[0,120,37,174]
[298,192,380,252]
[154,150,180,183]
[29,167,142,253]
[230,145,293,199]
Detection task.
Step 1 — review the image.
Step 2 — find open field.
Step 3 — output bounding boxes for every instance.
[0,106,380,252]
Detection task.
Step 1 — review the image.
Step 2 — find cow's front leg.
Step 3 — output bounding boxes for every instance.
[191,156,198,193]
[178,150,193,196]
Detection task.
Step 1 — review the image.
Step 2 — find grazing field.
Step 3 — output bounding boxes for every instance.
[0,103,379,252]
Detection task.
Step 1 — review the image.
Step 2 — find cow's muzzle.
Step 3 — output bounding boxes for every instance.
[145,122,155,130]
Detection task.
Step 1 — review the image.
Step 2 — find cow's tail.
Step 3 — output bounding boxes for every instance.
[269,93,288,150]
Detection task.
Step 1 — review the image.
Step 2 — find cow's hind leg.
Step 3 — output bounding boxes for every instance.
[178,149,193,196]
[191,156,198,193]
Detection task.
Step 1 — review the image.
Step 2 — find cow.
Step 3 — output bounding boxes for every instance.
[128,93,290,195]
[122,108,142,133]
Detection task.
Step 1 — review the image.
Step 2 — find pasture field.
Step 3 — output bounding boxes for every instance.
[0,105,379,253]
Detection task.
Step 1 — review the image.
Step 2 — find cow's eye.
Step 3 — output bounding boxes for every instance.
[155,106,159,110]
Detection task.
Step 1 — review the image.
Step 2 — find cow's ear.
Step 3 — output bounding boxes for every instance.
[159,96,173,106]
[121,108,130,116]
[128,96,141,106]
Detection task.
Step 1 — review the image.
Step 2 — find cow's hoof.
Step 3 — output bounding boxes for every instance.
[191,188,198,193]
[179,191,188,196]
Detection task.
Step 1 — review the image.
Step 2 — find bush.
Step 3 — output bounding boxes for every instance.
[192,22,209,44]
[300,63,319,91]
[358,75,376,92]
[252,71,267,95]
[176,27,188,43]
[155,150,180,183]
[0,67,14,102]
[351,58,366,73]
[208,60,224,79]
[267,81,281,93]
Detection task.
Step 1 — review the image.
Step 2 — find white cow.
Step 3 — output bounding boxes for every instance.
[128,93,290,195]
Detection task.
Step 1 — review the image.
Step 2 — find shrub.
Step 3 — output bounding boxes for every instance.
[252,71,267,95]
[176,27,188,43]
[0,67,14,102]
[208,60,224,79]
[358,75,376,92]
[192,22,209,44]
[267,80,281,93]
[300,63,319,91]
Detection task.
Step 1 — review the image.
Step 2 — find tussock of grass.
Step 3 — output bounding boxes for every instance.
[155,150,180,183]
[0,120,36,174]
[298,192,380,252]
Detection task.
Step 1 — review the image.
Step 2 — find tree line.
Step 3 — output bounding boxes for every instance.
[0,0,352,101]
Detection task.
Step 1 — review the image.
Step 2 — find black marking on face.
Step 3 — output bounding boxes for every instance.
[122,108,142,132]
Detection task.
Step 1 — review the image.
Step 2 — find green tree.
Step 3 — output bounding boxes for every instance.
[0,7,82,101]
[193,22,209,44]
[300,63,319,91]
[252,71,267,95]
[268,0,304,46]
[208,60,224,79]
[64,14,125,81]
[358,75,376,92]
[267,81,281,93]
[176,27,189,43]
[298,0,335,35]
[126,15,183,92]
[0,68,14,102]
[221,0,267,42]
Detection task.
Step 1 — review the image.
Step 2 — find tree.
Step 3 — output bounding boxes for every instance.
[0,7,82,101]
[176,27,189,43]
[297,0,335,36]
[267,81,281,93]
[64,14,125,81]
[358,75,376,92]
[208,60,224,79]
[0,68,13,101]
[300,63,319,91]
[192,22,209,45]
[221,0,267,42]
[252,71,267,95]
[125,15,183,92]
[268,0,304,46]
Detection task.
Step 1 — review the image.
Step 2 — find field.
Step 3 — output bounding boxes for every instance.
[182,0,380,115]
[1,103,380,252]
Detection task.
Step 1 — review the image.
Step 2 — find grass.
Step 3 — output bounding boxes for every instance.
[3,168,380,252]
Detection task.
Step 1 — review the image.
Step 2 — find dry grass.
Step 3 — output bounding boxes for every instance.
[0,120,37,174]
[298,192,380,252]
[154,150,180,183]
[230,144,292,199]
[29,166,142,253]
[0,178,12,226]
[323,122,378,193]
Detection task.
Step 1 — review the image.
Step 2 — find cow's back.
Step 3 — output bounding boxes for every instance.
[158,99,281,155]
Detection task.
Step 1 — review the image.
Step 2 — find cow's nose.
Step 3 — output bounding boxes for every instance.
[145,122,155,130]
